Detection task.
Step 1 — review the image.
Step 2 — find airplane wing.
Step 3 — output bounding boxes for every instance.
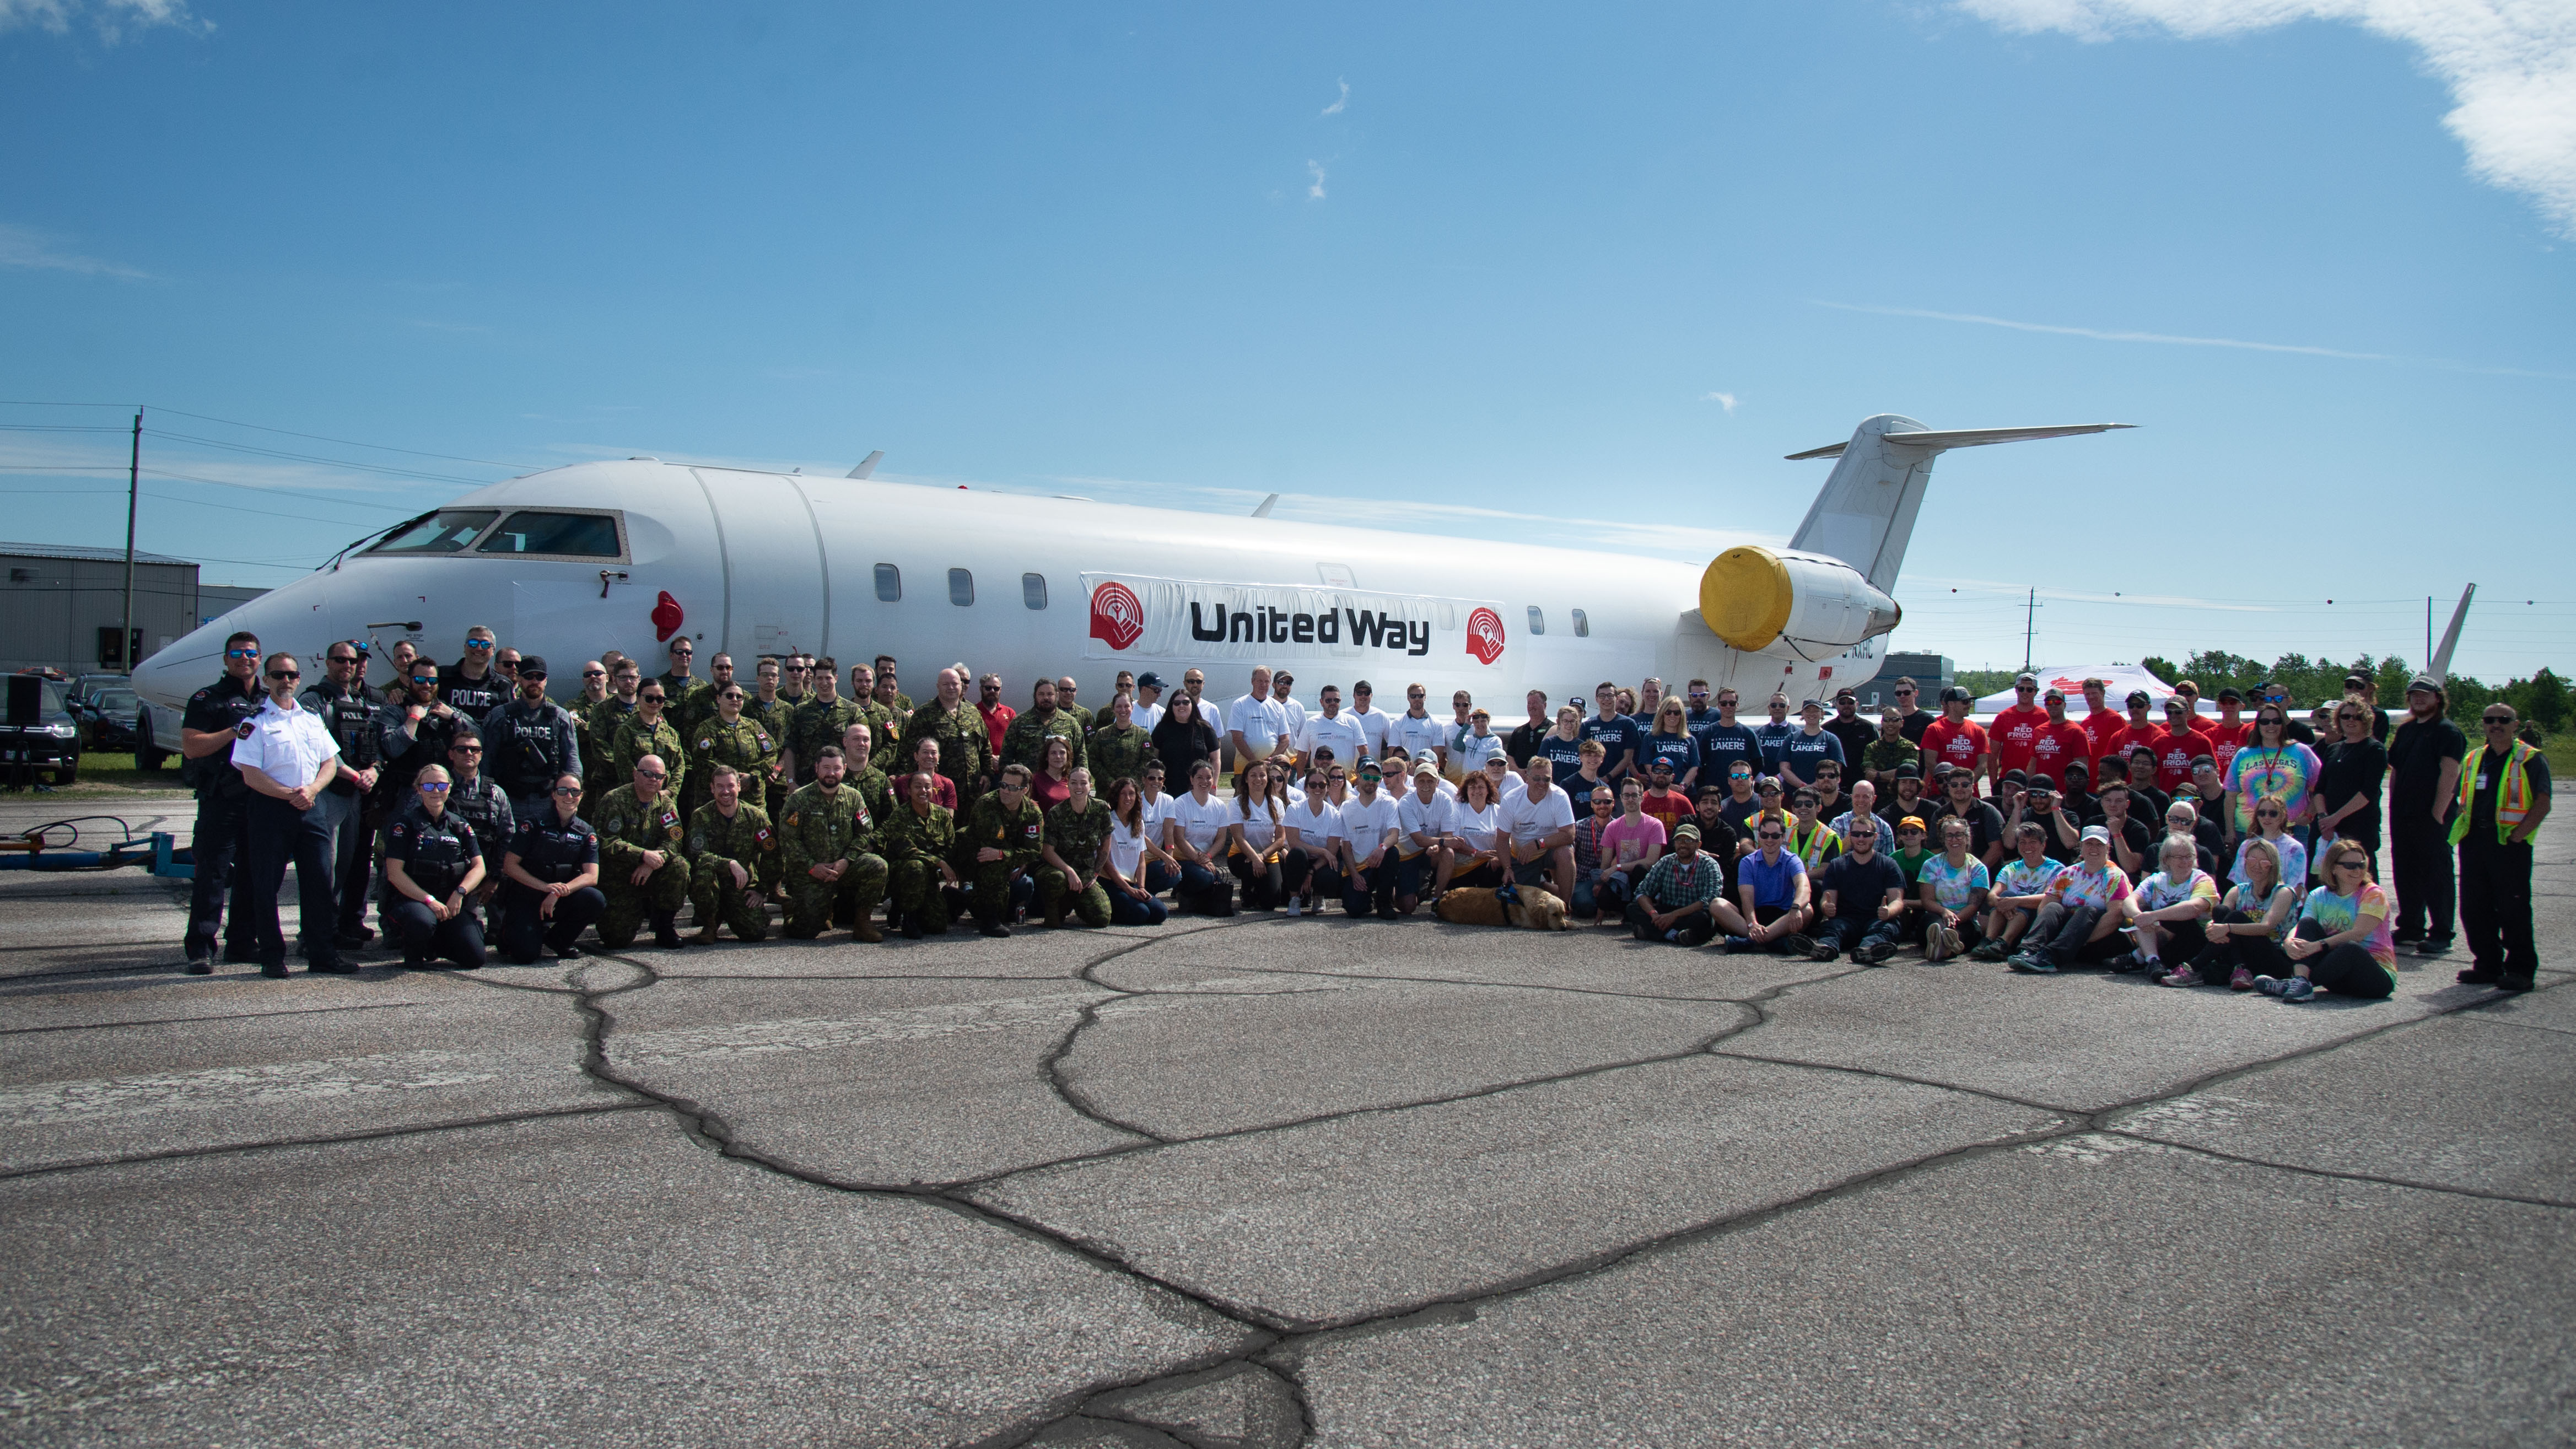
[1786,423,2132,461]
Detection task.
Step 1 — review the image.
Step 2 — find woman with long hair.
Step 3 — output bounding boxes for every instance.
[1150,692,1221,794]
[1227,760,1292,911]
[1102,775,1171,927]
[2171,834,2298,990]
[1030,734,1076,815]
[2223,705,2323,840]
[2265,838,2399,1002]
[2230,793,2309,896]
[1642,697,1701,791]
[2313,695,2389,882]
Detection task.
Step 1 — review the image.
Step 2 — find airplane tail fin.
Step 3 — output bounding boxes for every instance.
[1785,416,2132,591]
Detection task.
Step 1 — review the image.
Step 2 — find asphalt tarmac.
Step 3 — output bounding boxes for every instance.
[2,791,2568,1446]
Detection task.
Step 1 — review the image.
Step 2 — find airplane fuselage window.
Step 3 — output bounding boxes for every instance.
[474,511,623,558]
[1022,573,1048,610]
[874,564,902,602]
[949,568,974,607]
[1526,606,1546,636]
[369,509,499,555]
[1571,608,1590,637]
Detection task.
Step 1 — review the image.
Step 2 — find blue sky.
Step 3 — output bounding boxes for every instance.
[4,0,2569,680]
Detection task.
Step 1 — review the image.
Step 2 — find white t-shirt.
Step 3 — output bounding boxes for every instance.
[1298,711,1367,768]
[1392,712,1447,761]
[1227,693,1291,756]
[1108,815,1154,877]
[1236,799,1286,852]
[1132,700,1166,734]
[1274,694,1306,744]
[1170,791,1237,854]
[1397,790,1452,853]
[1452,730,1508,774]
[1499,786,1577,847]
[1289,798,1341,854]
[1448,801,1503,854]
[1138,790,1175,848]
[1336,791,1402,860]
[1349,706,1393,756]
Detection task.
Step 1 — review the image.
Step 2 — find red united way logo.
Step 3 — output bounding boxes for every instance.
[1089,580,1145,651]
[1465,606,1506,665]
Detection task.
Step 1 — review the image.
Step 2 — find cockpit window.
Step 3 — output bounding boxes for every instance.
[474,511,623,559]
[369,509,499,554]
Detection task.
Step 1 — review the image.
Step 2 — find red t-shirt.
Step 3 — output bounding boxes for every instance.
[1990,705,2051,773]
[2104,721,2162,774]
[978,702,1016,757]
[2082,707,2128,764]
[1920,718,1988,776]
[2151,724,2212,792]
[2203,717,2252,778]
[1641,788,1693,836]
[2027,720,2094,787]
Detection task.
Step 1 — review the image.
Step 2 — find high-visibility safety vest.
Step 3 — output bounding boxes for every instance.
[2449,739,2539,845]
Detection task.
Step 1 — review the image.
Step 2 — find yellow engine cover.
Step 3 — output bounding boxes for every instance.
[1699,547,1793,652]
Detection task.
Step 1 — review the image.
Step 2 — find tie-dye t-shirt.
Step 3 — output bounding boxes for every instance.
[2133,868,2218,917]
[2229,833,2309,893]
[2052,861,2130,911]
[2224,742,2324,833]
[2299,881,2396,975]
[1993,857,2065,901]
[1917,852,1991,912]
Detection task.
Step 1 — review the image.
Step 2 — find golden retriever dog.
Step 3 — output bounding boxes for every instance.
[1434,885,1571,931]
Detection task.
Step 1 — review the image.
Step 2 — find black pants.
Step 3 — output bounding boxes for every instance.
[499,882,607,963]
[1626,897,1717,944]
[1343,861,1398,918]
[1231,852,1287,910]
[243,791,346,969]
[2025,900,2122,967]
[2460,836,2537,979]
[2191,912,2290,979]
[2140,915,2208,963]
[384,899,488,968]
[321,785,374,937]
[184,787,254,961]
[2390,811,2454,942]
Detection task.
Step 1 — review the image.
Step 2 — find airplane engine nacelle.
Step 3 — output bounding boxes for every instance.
[1697,546,1900,655]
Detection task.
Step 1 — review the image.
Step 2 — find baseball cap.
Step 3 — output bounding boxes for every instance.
[2015,671,2038,687]
[1898,815,1926,832]
[2080,825,2111,844]
[2163,696,2190,712]
[2126,690,2151,706]
[1135,671,1166,690]
[2217,686,2245,703]
[1940,685,1971,704]
[1649,756,1674,771]
[1893,764,1920,780]
[2043,687,2067,701]
[517,655,548,677]
[2001,768,2028,784]
[1672,823,1701,842]
[1413,761,1438,777]
[2406,675,2439,694]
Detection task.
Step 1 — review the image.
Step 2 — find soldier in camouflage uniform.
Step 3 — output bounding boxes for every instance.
[1000,677,1087,782]
[1085,694,1155,792]
[683,683,781,818]
[611,682,686,806]
[838,721,898,827]
[901,667,993,807]
[746,658,796,815]
[956,762,1046,937]
[848,663,903,767]
[870,659,914,722]
[1055,675,1095,733]
[579,663,639,816]
[685,764,779,943]
[1039,767,1116,928]
[675,651,737,740]
[592,756,692,949]
[778,746,889,941]
[789,661,861,785]
[883,769,960,938]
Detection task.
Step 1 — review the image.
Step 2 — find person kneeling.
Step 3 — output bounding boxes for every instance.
[498,772,607,963]
[1808,815,1907,964]
[380,763,489,969]
[1623,822,1732,945]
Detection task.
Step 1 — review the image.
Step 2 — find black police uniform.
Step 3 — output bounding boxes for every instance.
[301,677,383,943]
[499,810,607,963]
[444,771,518,888]
[179,670,260,966]
[439,662,510,725]
[377,700,464,799]
[380,801,488,968]
[486,693,584,821]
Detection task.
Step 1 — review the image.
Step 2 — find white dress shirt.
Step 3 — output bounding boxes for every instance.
[230,696,342,793]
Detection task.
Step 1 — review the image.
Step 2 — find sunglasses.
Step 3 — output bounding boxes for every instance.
[721,692,745,701]
[2017,685,2038,692]
[2331,859,2366,871]
[637,769,667,780]
[553,784,581,796]
[640,693,666,702]
[520,671,547,681]
[1758,831,1786,841]
[1894,689,1916,697]
[410,676,437,686]
[464,640,493,651]
[583,669,606,678]
[2256,809,2284,819]
[227,647,261,659]
[328,655,359,665]
[451,745,483,755]
[2484,717,2514,726]
[418,782,451,794]
[266,668,299,680]
[670,645,692,654]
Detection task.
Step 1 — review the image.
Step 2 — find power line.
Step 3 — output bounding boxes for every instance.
[143,428,496,487]
[145,406,543,471]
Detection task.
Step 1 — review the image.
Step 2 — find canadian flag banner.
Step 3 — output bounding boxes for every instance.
[1079,573,1508,668]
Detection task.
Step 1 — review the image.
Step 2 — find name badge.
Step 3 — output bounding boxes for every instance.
[2476,774,2489,790]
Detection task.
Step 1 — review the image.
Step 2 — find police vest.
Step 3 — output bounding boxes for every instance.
[389,807,477,899]
[514,817,596,884]
[2449,740,2538,845]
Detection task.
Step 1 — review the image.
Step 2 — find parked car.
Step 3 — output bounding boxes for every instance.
[78,685,145,755]
[1,675,83,785]
[69,672,129,710]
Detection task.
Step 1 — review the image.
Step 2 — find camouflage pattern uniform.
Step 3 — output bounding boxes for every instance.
[851,699,904,765]
[999,706,1086,779]
[901,700,993,806]
[591,784,692,948]
[789,695,862,785]
[685,799,779,941]
[672,678,724,741]
[685,713,781,818]
[1042,795,1116,927]
[745,692,796,814]
[882,802,958,934]
[577,698,635,814]
[778,779,888,939]
[1085,721,1155,791]
[1061,702,1096,733]
[956,790,1046,927]
[847,763,897,829]
[611,712,687,803]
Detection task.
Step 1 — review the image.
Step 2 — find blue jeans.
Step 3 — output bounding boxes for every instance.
[1815,913,1899,955]
[1344,860,1398,918]
[1108,886,1168,926]
[1573,869,1634,922]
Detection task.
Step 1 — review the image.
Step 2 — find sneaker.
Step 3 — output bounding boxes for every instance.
[182,954,214,976]
[2229,965,2256,991]
[2499,974,2536,993]
[1969,939,2010,963]
[2456,967,2501,985]
[1721,936,1753,953]
[1780,934,1815,957]
[1809,940,1840,962]
[978,920,1011,939]
[2254,974,2289,996]
[2417,938,2452,956]
[1855,941,1894,966]
[552,942,584,961]
[2278,976,2316,1003]
[2106,951,2144,974]
[2156,966,2204,988]
[2007,952,2056,974]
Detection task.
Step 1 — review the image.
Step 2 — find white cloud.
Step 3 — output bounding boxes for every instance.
[1322,78,1349,116]
[0,0,200,41]
[1815,298,2576,378]
[1702,391,1740,412]
[1307,160,1328,199]
[1957,0,2576,235]
[0,222,153,280]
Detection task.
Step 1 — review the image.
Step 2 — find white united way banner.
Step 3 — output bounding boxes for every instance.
[1080,573,1510,669]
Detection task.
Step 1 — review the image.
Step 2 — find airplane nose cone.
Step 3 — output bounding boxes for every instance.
[134,573,335,708]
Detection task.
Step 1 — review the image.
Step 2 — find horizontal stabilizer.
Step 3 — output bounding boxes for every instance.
[1786,422,2132,461]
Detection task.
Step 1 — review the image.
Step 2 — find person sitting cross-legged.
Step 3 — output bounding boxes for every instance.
[1808,814,1908,965]
[2115,834,2219,979]
[1724,810,1814,955]
[2257,838,2400,1004]
[1624,822,1736,945]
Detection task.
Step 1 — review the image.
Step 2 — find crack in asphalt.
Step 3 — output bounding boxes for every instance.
[0,1101,655,1182]
[2091,1129,2576,1210]
[0,999,429,1036]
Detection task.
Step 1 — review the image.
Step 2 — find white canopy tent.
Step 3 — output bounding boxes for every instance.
[1971,662,2213,715]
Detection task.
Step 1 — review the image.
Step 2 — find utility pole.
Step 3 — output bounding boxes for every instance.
[2022,588,2037,674]
[119,406,141,675]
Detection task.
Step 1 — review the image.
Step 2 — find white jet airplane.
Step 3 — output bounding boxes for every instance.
[134,414,2127,741]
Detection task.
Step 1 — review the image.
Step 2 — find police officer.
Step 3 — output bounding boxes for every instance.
[789,660,860,785]
[499,772,606,962]
[484,654,584,823]
[230,653,351,977]
[779,746,890,940]
[1039,766,1115,928]
[883,768,960,938]
[379,659,464,801]
[593,753,692,949]
[178,629,264,972]
[301,640,384,950]
[958,761,1045,937]
[612,680,687,803]
[1085,694,1154,792]
[440,626,510,724]
[439,727,517,915]
[380,763,489,968]
[684,680,780,818]
[904,667,995,804]
[687,763,780,943]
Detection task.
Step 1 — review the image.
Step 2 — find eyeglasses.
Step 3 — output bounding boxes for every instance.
[2337,712,2363,722]
[2017,685,2037,692]
[418,783,451,794]
[464,640,493,651]
[2483,717,2514,727]
[451,745,483,755]
[227,647,260,659]
[2256,809,2283,819]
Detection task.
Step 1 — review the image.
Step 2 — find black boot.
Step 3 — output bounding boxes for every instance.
[651,912,682,949]
[977,914,1011,939]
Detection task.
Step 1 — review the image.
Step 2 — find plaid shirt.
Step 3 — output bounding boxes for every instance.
[1637,851,1724,909]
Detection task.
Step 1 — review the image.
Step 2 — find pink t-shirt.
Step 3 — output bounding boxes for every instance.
[1599,814,1667,871]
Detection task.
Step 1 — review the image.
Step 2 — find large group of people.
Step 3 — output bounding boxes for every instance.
[176,633,2552,998]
